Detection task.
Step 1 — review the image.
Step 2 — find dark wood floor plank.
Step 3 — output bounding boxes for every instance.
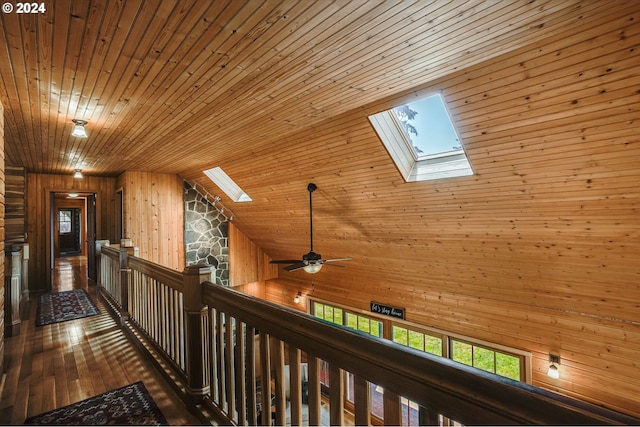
[40,376,56,414]
[53,347,70,408]
[0,255,200,425]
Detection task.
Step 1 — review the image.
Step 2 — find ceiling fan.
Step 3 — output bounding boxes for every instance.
[270,183,351,274]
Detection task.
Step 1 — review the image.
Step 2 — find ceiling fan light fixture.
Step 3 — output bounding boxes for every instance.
[303,263,323,274]
[71,119,88,138]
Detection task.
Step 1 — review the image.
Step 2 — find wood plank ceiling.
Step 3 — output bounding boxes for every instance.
[1,0,638,294]
[1,0,640,415]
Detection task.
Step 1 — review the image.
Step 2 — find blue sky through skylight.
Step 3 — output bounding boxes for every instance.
[393,93,461,157]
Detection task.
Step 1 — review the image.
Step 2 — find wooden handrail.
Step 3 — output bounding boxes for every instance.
[97,249,639,425]
[129,255,183,292]
[101,245,120,260]
[202,281,640,426]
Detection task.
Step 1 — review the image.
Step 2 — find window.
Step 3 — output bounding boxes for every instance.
[369,92,473,182]
[311,299,530,426]
[203,166,252,202]
[346,312,382,337]
[59,209,72,234]
[313,301,343,325]
[451,339,523,381]
[392,325,443,356]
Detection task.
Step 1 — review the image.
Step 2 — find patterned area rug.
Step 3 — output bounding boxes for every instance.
[36,289,101,326]
[24,381,168,425]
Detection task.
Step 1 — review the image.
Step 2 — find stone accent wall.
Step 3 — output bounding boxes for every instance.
[183,182,229,286]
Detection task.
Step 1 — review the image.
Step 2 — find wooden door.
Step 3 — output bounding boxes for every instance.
[87,194,97,282]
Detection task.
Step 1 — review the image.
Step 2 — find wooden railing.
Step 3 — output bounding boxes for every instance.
[98,249,640,425]
[201,283,640,426]
[99,246,125,309]
[99,246,211,389]
[128,256,187,374]
[4,243,29,336]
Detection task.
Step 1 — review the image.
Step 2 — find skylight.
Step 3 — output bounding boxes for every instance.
[369,92,473,182]
[203,167,252,202]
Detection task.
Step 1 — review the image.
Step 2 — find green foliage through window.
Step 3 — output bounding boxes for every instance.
[451,339,521,381]
[392,326,442,356]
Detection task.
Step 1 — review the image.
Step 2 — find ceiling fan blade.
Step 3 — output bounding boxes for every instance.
[284,262,307,272]
[270,259,303,264]
[323,257,352,263]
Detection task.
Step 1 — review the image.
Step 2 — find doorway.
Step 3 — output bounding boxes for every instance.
[47,191,97,290]
[57,208,82,255]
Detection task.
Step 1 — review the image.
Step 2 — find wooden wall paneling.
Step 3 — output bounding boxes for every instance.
[4,167,26,247]
[25,173,117,291]
[116,172,184,271]
[228,222,277,287]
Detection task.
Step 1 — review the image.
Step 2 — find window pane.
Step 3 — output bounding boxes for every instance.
[393,326,408,346]
[451,340,472,366]
[392,94,462,158]
[346,312,357,330]
[333,307,343,325]
[59,210,72,233]
[424,335,443,356]
[496,353,521,381]
[325,306,334,323]
[370,383,384,419]
[473,347,495,373]
[313,302,323,318]
[408,330,424,351]
[358,317,370,334]
[371,320,382,337]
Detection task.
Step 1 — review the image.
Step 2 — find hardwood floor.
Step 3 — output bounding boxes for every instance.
[51,254,88,292]
[0,255,202,425]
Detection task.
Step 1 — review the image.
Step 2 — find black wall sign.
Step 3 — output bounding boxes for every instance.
[370,302,405,319]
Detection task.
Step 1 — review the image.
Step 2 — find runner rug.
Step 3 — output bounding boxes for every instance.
[24,381,168,425]
[35,289,100,326]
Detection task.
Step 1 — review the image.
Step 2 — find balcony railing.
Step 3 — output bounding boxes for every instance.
[99,246,640,426]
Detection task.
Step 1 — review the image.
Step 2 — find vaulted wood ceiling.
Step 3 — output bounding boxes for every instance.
[1,0,639,305]
[2,1,640,413]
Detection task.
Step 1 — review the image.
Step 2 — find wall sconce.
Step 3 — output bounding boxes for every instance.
[73,169,83,179]
[547,354,560,379]
[71,119,88,138]
[294,291,302,304]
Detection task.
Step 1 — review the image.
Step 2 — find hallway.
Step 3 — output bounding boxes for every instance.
[0,255,201,425]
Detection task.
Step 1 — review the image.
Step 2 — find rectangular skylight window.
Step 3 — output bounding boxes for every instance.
[392,93,462,159]
[203,167,252,202]
[369,92,473,182]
